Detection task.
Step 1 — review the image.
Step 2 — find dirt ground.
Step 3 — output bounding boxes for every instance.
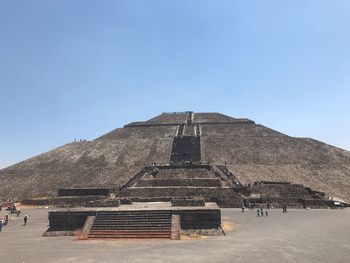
[0,207,349,263]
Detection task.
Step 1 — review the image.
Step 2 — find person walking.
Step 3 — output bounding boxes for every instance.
[265,210,268,217]
[257,209,260,217]
[0,219,3,232]
[24,214,29,225]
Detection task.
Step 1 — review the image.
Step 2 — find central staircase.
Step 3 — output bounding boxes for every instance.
[88,211,172,239]
[170,136,201,164]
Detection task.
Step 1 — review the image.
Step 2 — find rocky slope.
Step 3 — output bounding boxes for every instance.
[1,112,349,202]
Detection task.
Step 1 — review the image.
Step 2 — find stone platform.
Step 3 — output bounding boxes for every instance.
[47,202,221,238]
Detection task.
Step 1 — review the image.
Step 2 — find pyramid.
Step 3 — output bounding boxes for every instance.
[1,111,350,203]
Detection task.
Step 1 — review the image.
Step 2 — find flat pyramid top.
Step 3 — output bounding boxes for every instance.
[143,112,252,124]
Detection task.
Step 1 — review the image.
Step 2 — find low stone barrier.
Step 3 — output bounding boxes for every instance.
[58,188,110,197]
[171,198,205,207]
[22,196,107,207]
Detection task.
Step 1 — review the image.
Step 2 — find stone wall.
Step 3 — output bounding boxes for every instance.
[175,209,221,229]
[121,187,236,199]
[171,198,205,207]
[48,211,95,231]
[135,178,222,187]
[22,196,106,207]
[58,188,110,197]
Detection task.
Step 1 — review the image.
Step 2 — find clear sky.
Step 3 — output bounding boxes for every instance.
[0,1,350,169]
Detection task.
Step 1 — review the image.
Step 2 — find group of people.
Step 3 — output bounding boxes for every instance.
[0,214,10,231]
[240,202,288,216]
[0,206,29,233]
[256,208,268,217]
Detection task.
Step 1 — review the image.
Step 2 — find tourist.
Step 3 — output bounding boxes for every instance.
[282,203,288,213]
[260,208,264,218]
[16,209,21,217]
[0,218,3,232]
[257,209,260,217]
[24,214,29,225]
[241,205,245,213]
[265,210,268,217]
[5,214,9,225]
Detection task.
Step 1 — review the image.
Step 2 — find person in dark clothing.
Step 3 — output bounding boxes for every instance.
[24,214,29,225]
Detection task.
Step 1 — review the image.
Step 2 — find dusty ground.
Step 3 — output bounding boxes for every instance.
[0,208,349,263]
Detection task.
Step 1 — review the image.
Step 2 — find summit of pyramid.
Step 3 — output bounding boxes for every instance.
[125,112,254,127]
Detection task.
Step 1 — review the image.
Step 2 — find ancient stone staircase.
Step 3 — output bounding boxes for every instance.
[88,211,172,239]
[215,165,242,187]
[170,136,201,164]
[120,165,243,207]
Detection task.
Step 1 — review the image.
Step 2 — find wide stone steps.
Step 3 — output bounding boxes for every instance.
[92,217,171,221]
[92,226,171,230]
[170,136,201,163]
[121,186,236,198]
[88,211,172,239]
[135,178,222,187]
[88,229,171,239]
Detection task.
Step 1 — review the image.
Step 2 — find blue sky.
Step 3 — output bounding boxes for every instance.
[0,1,350,169]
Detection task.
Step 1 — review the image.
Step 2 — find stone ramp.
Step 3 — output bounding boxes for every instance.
[88,210,172,239]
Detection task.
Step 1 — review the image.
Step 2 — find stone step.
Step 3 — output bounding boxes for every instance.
[91,226,171,230]
[96,211,172,215]
[92,227,171,230]
[93,221,171,226]
[88,235,171,239]
[95,215,171,219]
[121,186,236,198]
[92,223,171,227]
[93,218,171,222]
[89,210,173,239]
[135,178,222,187]
[88,229,171,239]
[90,229,171,234]
[96,213,172,217]
[93,222,171,227]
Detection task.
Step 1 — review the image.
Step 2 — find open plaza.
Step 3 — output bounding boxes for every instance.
[0,207,349,263]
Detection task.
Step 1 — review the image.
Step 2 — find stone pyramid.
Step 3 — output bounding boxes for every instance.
[1,111,349,202]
